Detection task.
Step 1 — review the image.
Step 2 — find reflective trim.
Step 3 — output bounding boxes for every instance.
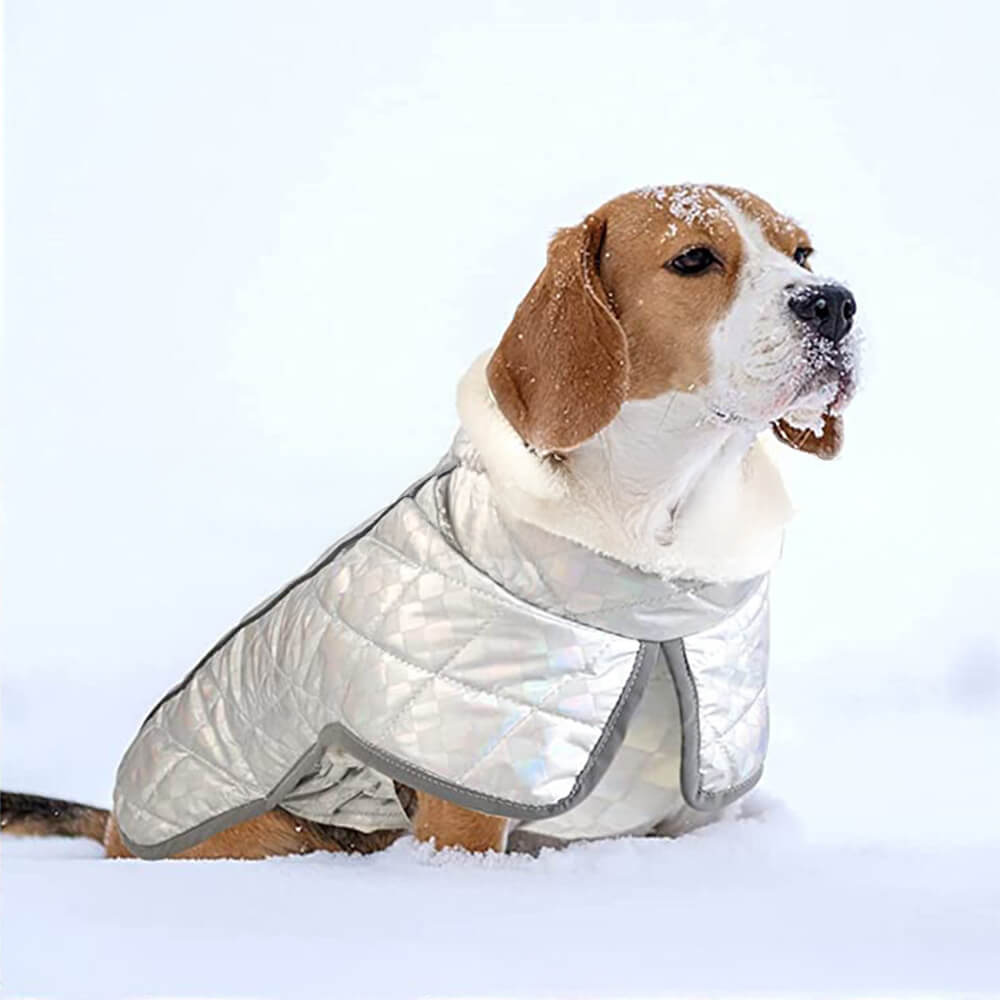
[663,639,765,811]
[120,641,659,859]
[118,742,327,861]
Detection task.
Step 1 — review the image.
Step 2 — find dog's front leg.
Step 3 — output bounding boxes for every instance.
[412,790,508,853]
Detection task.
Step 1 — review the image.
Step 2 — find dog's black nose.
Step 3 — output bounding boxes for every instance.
[788,284,856,343]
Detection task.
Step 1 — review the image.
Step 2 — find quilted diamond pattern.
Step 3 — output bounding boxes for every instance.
[114,441,770,855]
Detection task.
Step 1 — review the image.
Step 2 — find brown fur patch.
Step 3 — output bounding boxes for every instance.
[412,790,508,853]
[487,214,628,452]
[102,791,507,859]
[772,413,843,460]
[101,785,506,859]
[103,809,404,860]
[596,186,746,400]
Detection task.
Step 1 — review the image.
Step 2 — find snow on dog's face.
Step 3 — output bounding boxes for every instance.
[488,183,860,459]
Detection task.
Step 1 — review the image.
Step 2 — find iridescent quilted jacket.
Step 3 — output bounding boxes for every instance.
[114,434,770,859]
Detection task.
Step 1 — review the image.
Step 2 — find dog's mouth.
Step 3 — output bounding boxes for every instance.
[705,324,862,450]
[768,333,860,459]
[820,362,858,416]
[830,367,857,415]
[778,334,860,434]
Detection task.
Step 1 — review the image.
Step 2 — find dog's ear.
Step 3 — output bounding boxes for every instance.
[487,214,628,453]
[772,413,843,460]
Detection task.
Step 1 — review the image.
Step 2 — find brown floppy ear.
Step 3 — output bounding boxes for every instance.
[486,214,628,453]
[772,413,843,460]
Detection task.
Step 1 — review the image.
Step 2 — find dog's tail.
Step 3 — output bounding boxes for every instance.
[1,791,109,844]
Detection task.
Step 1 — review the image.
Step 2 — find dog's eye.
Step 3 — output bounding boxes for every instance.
[667,246,719,276]
[794,246,813,268]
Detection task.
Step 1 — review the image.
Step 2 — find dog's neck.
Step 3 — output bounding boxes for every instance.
[570,394,746,546]
[457,354,792,582]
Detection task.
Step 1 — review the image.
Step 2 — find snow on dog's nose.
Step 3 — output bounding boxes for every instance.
[788,283,857,344]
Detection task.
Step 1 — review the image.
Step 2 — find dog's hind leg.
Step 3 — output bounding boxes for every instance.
[103,808,405,860]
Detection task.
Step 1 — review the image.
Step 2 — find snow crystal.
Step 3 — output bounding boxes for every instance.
[638,183,736,234]
[638,183,669,203]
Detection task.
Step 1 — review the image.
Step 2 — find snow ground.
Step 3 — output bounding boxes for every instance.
[5,689,1000,998]
[4,1,1000,997]
[5,803,998,999]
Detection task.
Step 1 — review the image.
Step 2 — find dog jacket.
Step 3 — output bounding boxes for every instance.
[114,434,770,858]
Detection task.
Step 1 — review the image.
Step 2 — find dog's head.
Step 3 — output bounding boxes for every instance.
[487,184,860,459]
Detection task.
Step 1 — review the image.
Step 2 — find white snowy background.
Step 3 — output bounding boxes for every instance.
[3,1,999,997]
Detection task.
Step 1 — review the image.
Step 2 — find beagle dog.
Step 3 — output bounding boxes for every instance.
[1,184,859,858]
